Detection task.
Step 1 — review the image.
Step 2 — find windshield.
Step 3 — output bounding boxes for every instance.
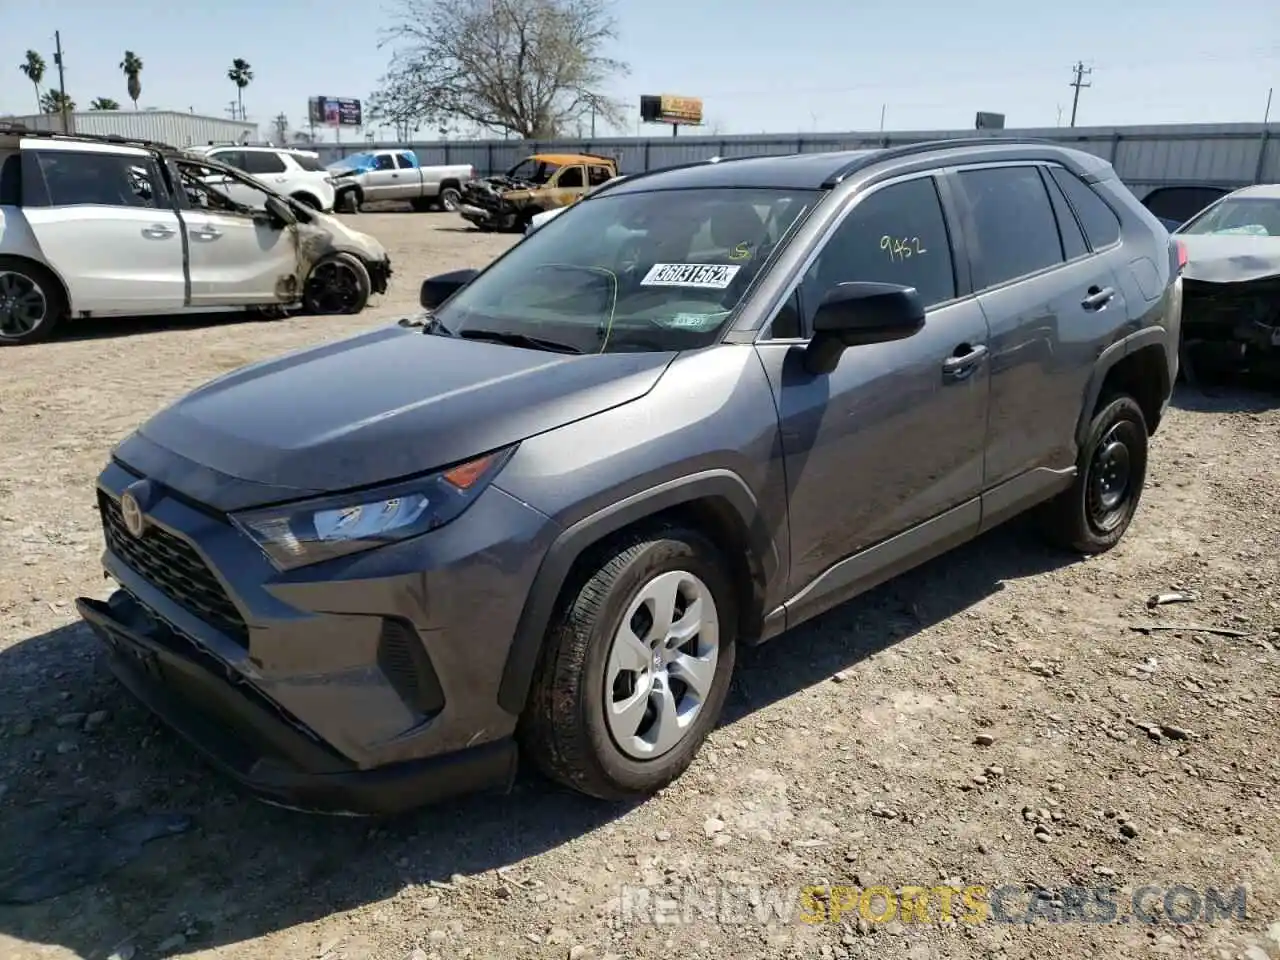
[432,187,818,354]
[292,153,326,172]
[506,158,560,184]
[1179,197,1280,237]
[331,152,373,171]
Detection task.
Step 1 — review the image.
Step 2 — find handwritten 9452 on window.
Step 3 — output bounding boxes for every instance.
[881,235,928,262]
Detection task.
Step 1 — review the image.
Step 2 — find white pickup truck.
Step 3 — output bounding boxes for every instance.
[326,149,474,213]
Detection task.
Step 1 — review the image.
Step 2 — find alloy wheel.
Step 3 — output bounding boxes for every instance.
[0,271,48,341]
[603,570,720,760]
[305,260,363,314]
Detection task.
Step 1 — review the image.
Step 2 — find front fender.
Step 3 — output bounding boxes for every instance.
[495,469,767,716]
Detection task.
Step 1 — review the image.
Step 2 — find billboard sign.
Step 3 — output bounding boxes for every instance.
[975,111,1005,130]
[308,96,363,127]
[640,94,703,126]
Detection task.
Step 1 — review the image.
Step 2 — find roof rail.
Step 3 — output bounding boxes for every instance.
[588,152,768,197]
[2,126,181,153]
[820,136,1071,187]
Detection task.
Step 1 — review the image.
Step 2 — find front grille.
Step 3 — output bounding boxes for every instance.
[98,491,249,647]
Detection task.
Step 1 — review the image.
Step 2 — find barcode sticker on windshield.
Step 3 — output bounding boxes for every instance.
[640,263,742,289]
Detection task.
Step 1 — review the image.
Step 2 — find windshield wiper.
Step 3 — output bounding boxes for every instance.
[456,328,584,354]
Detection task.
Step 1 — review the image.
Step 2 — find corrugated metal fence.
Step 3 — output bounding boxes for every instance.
[315,122,1278,195]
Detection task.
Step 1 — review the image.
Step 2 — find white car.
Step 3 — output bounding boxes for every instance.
[0,130,392,345]
[190,144,337,212]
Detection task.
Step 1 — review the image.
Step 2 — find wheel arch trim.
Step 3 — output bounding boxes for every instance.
[496,469,769,716]
[1074,326,1170,449]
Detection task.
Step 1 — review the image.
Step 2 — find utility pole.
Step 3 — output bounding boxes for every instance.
[53,31,69,133]
[1068,61,1092,127]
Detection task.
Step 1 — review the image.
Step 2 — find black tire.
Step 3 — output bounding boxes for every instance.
[520,525,738,801]
[1039,394,1149,553]
[302,252,372,315]
[437,184,462,212]
[292,192,322,211]
[337,190,361,214]
[0,257,68,346]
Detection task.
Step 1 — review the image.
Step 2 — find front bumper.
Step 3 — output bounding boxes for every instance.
[81,453,558,814]
[457,202,496,225]
[78,592,516,816]
[367,256,392,296]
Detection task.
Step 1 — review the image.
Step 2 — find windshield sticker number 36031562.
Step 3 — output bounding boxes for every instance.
[641,263,742,289]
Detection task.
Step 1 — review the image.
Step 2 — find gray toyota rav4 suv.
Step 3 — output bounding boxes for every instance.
[78,138,1182,816]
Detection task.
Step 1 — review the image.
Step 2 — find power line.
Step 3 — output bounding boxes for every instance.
[1069,60,1092,127]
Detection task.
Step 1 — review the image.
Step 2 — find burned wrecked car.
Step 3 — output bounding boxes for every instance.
[457,152,618,232]
[0,127,391,345]
[1174,184,1280,381]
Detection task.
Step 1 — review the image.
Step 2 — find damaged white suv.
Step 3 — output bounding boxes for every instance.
[0,127,392,345]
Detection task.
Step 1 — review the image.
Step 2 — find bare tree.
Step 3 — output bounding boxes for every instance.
[368,0,628,140]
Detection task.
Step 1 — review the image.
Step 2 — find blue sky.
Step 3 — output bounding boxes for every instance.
[3,0,1277,140]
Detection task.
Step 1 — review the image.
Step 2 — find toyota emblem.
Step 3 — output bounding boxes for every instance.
[119,491,146,538]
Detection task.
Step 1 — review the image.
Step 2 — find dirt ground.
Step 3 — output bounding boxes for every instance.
[1,213,1277,960]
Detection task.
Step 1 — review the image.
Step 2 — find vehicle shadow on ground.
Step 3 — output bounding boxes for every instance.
[52,311,272,344]
[0,520,1068,958]
[1168,378,1280,413]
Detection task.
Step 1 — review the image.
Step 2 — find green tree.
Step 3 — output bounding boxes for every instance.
[19,50,46,115]
[227,58,253,120]
[40,90,75,114]
[120,51,143,108]
[90,97,120,110]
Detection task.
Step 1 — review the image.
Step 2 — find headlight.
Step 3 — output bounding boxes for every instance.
[230,448,514,571]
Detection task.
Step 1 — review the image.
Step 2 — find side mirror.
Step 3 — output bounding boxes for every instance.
[420,268,480,309]
[264,195,296,227]
[804,281,926,375]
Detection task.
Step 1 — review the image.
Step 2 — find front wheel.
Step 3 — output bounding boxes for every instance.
[302,252,371,315]
[1039,394,1149,553]
[520,527,737,801]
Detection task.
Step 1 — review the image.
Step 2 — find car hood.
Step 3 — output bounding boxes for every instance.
[297,208,388,262]
[123,323,674,510]
[1178,234,1280,284]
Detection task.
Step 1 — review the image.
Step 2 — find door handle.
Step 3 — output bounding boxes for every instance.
[1082,285,1115,310]
[942,343,988,380]
[141,224,175,239]
[390,173,400,178]
[190,226,222,240]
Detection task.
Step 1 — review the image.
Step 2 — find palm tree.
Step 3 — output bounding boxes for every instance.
[40,90,75,115]
[90,97,120,110]
[19,51,45,114]
[119,51,143,108]
[227,59,253,120]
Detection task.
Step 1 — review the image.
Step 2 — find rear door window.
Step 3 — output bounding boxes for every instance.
[1048,166,1121,250]
[958,166,1064,289]
[1042,169,1089,260]
[395,153,416,169]
[34,150,163,208]
[238,151,287,175]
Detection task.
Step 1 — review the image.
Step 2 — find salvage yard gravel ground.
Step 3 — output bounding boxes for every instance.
[0,214,1277,960]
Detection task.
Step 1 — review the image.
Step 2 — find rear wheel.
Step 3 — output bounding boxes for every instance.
[0,258,67,346]
[520,526,737,800]
[1039,394,1149,553]
[302,252,371,315]
[437,185,462,212]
